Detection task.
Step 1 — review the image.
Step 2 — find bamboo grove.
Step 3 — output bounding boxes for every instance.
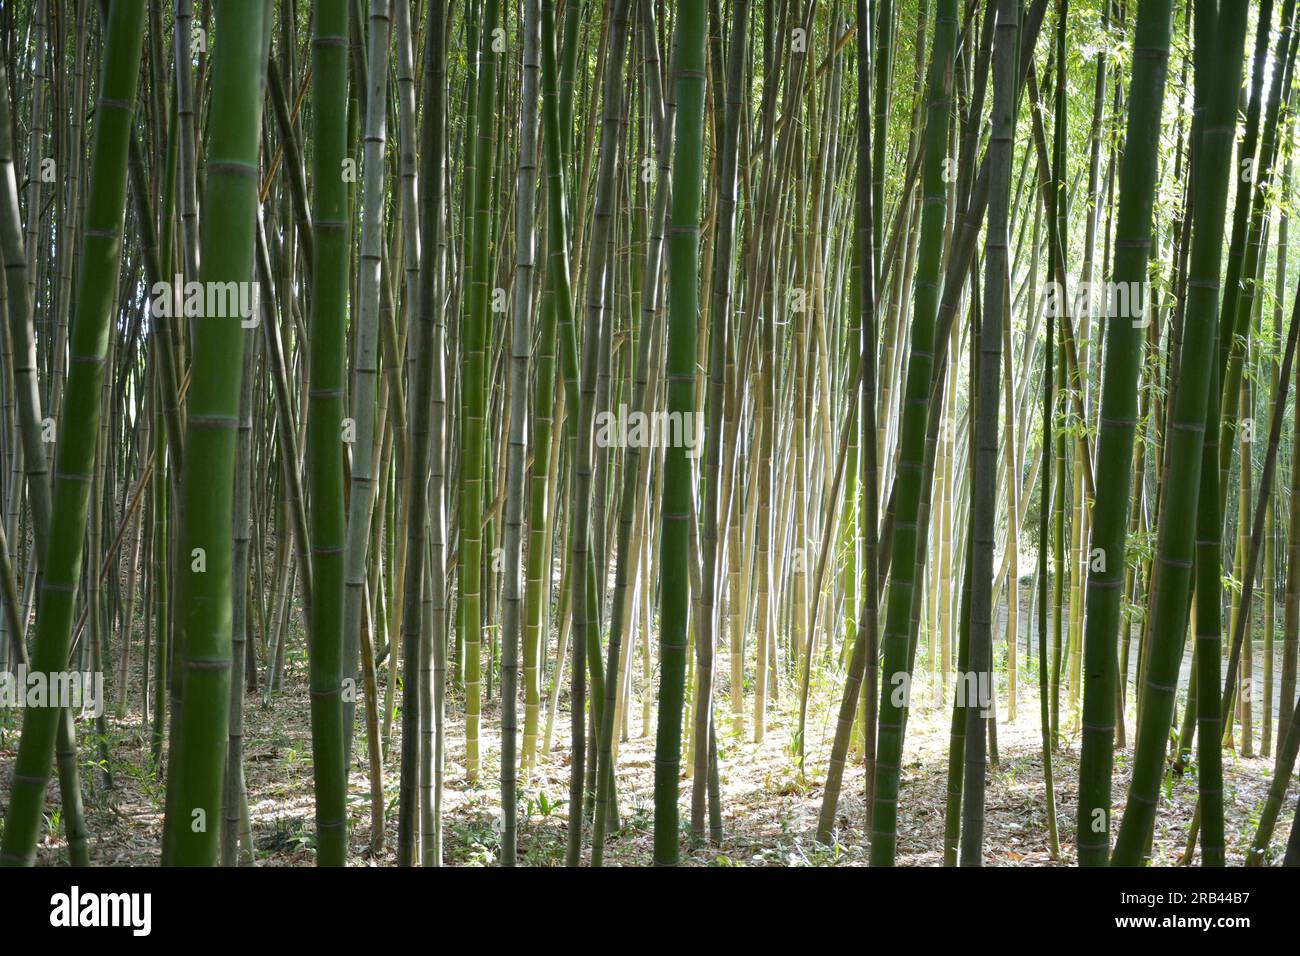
[0,0,1299,869]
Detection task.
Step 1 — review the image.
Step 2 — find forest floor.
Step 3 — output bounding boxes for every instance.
[2,637,1294,867]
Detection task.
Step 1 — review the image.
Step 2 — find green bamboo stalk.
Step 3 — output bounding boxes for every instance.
[1075,0,1173,867]
[873,0,893,283]
[0,0,147,868]
[592,0,678,864]
[811,0,883,837]
[525,0,577,780]
[0,7,92,867]
[814,0,879,836]
[302,0,351,867]
[1111,0,1248,866]
[1193,362,1226,865]
[501,0,540,865]
[692,0,745,842]
[521,0,568,778]
[870,0,957,867]
[655,0,704,868]
[395,0,447,867]
[222,338,256,866]
[943,516,974,864]
[161,0,268,867]
[461,0,501,787]
[1217,0,1294,491]
[341,0,393,778]
[1037,304,1060,860]
[1283,320,1300,755]
[1246,683,1300,863]
[568,0,630,864]
[960,0,1016,868]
